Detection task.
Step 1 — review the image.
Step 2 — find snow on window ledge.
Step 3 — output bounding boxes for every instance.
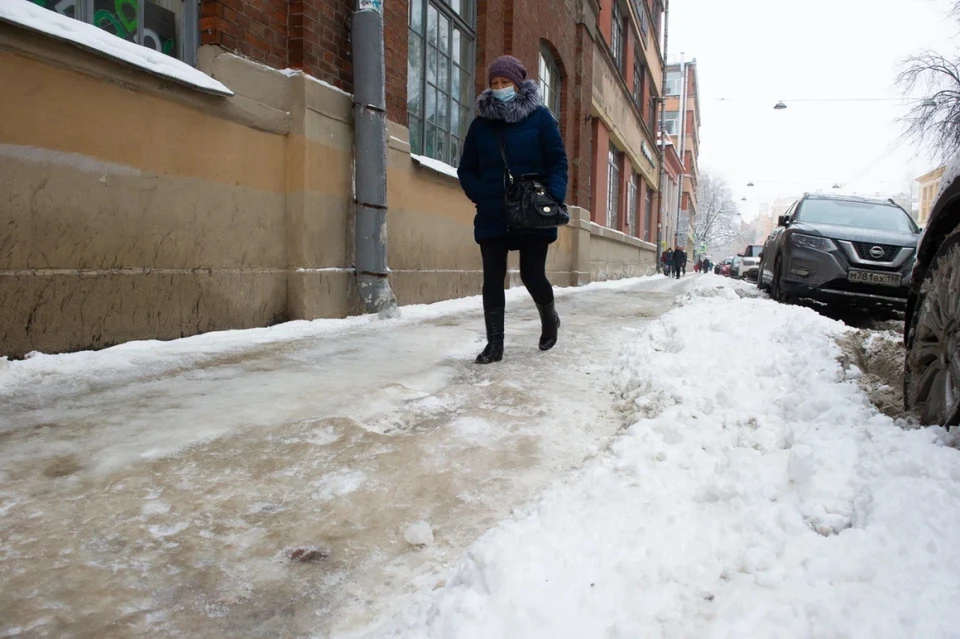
[0,0,233,96]
[411,154,460,180]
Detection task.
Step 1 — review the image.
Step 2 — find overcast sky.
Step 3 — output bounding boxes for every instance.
[669,0,959,219]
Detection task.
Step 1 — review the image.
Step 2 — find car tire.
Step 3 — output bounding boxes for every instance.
[771,258,792,304]
[904,230,960,426]
[757,261,767,291]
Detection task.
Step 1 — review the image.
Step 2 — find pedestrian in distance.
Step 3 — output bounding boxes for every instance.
[672,246,685,279]
[457,55,569,365]
[664,248,673,277]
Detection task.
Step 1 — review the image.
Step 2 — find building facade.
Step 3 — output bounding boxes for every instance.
[588,0,664,247]
[0,0,665,357]
[662,56,699,253]
[917,165,946,226]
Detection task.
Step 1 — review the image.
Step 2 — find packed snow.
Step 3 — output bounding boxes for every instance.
[0,0,233,95]
[378,278,960,638]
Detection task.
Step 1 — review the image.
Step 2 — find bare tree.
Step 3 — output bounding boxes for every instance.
[694,172,742,254]
[899,50,960,160]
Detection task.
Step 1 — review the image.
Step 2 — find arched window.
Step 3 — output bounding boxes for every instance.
[538,45,561,120]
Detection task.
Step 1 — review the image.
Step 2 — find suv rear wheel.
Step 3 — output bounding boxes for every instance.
[905,230,960,426]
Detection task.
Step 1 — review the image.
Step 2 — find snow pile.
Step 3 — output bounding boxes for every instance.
[403,521,435,547]
[0,0,232,95]
[385,283,960,638]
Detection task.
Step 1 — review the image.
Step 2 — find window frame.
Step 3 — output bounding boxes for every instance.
[407,0,477,167]
[32,0,198,65]
[538,45,562,121]
[665,70,682,96]
[606,142,622,230]
[632,45,644,110]
[610,0,625,73]
[644,184,654,242]
[627,172,638,237]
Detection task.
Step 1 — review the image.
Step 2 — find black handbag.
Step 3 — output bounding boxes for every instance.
[497,135,569,230]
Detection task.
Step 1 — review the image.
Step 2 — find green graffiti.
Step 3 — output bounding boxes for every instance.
[36,0,177,58]
[94,8,128,39]
[115,0,138,34]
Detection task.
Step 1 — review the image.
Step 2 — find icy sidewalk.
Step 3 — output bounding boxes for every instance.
[0,274,688,638]
[382,282,960,639]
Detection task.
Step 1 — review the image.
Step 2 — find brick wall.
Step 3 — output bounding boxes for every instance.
[201,0,354,93]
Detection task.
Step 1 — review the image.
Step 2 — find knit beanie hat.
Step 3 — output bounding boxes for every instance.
[488,55,527,88]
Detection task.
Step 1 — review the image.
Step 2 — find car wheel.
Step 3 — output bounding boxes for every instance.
[905,231,960,426]
[771,258,791,304]
[756,261,767,290]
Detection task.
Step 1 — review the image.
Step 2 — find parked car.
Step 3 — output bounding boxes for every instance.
[719,257,734,277]
[904,167,960,427]
[758,193,920,311]
[738,244,763,282]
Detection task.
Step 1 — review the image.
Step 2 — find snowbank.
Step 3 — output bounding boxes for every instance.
[385,281,960,638]
[0,0,232,96]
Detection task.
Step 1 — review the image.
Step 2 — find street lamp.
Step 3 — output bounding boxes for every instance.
[774,101,787,110]
[832,183,841,189]
[747,181,755,187]
[741,196,747,201]
[922,99,937,108]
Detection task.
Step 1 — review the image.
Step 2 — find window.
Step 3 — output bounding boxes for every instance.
[627,173,638,237]
[648,83,658,132]
[665,70,683,95]
[408,0,476,167]
[30,0,197,64]
[539,46,561,120]
[610,0,624,72]
[606,142,621,230]
[796,199,919,233]
[633,48,644,110]
[662,111,680,135]
[644,186,654,242]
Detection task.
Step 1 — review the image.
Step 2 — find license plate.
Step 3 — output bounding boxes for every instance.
[847,269,901,287]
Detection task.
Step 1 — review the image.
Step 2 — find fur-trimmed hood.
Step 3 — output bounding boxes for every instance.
[475,80,542,123]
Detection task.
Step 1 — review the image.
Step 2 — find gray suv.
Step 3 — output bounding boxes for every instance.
[758,194,921,310]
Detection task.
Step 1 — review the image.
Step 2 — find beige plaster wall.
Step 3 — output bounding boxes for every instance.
[1,30,662,358]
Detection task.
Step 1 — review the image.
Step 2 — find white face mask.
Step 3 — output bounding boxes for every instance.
[492,86,517,102]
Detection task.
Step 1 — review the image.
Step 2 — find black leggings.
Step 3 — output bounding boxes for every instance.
[480,236,554,310]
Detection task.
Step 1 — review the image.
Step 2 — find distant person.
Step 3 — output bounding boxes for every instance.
[664,248,674,276]
[672,246,685,279]
[457,55,568,365]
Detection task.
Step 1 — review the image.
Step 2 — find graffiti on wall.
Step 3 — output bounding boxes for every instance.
[31,0,178,58]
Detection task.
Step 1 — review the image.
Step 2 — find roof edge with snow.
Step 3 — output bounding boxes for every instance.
[0,0,233,97]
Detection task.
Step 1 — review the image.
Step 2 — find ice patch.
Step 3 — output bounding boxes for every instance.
[147,522,189,538]
[311,470,366,501]
[141,501,171,516]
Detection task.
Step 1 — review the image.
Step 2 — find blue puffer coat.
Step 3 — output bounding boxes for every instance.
[457,80,569,245]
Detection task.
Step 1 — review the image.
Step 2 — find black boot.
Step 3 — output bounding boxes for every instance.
[476,307,505,364]
[536,301,560,351]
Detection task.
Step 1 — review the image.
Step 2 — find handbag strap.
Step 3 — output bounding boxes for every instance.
[497,133,515,185]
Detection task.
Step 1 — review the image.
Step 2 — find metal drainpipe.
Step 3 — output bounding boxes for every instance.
[352,0,399,317]
[656,0,669,271]
[675,53,686,251]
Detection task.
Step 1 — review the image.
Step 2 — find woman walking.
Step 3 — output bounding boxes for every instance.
[457,55,569,365]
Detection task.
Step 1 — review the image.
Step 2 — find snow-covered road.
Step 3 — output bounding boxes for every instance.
[2,275,960,639]
[0,275,688,638]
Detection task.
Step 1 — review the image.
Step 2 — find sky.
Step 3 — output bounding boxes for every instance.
[668,0,960,220]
